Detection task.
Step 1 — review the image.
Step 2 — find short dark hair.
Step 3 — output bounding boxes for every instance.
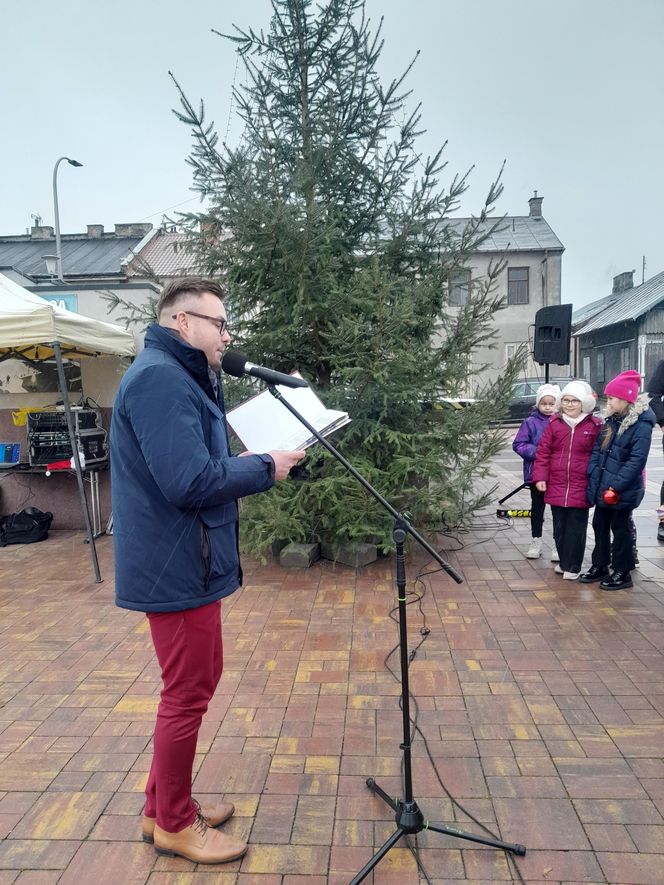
[157,278,225,318]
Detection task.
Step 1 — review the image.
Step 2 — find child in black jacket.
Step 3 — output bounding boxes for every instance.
[581,371,655,591]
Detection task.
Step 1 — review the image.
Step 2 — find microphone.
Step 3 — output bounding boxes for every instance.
[221,350,308,389]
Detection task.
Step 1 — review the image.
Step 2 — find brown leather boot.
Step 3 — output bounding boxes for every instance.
[153,812,247,864]
[142,800,234,843]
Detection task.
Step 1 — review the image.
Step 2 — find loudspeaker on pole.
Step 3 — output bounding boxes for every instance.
[533,304,572,366]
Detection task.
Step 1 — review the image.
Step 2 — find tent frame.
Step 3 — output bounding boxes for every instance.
[3,344,103,582]
[52,341,102,583]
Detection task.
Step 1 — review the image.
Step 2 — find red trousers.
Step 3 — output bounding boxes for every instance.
[143,599,223,832]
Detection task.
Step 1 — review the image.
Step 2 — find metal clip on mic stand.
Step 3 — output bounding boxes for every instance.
[267,385,526,883]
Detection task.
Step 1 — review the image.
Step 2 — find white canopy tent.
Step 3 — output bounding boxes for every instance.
[0,272,136,581]
[0,272,135,359]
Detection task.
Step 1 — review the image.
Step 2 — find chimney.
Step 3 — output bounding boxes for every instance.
[199,217,220,240]
[528,190,543,218]
[114,223,153,237]
[87,224,104,238]
[612,271,635,294]
[30,225,55,240]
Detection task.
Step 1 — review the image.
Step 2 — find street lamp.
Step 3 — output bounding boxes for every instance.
[52,156,83,282]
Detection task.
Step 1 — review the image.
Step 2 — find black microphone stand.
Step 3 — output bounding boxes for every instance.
[498,482,529,506]
[267,385,526,883]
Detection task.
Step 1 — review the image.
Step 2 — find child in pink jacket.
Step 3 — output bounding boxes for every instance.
[532,381,602,580]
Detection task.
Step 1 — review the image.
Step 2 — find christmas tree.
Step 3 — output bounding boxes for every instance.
[140,0,523,553]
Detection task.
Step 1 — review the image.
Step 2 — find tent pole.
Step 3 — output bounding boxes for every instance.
[52,341,102,583]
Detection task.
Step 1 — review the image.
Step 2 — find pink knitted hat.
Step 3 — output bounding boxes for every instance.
[604,370,641,403]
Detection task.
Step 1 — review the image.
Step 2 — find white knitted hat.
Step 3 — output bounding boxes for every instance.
[561,380,595,414]
[535,383,561,408]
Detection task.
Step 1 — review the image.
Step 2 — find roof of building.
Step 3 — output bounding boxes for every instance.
[125,229,203,278]
[445,215,564,252]
[0,224,152,279]
[125,218,562,281]
[572,293,617,330]
[573,270,664,336]
[0,201,562,285]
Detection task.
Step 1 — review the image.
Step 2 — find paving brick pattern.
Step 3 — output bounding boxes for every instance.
[1,433,664,882]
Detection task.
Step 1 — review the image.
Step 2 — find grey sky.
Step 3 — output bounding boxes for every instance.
[2,0,662,308]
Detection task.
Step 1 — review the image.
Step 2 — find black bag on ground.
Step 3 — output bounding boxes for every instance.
[0,507,53,546]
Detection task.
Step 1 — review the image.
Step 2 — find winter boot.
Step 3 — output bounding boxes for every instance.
[526,538,542,559]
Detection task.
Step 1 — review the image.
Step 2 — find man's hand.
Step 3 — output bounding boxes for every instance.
[269,450,307,481]
[535,481,546,492]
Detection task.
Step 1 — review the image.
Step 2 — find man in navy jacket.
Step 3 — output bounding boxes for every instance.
[111,278,305,864]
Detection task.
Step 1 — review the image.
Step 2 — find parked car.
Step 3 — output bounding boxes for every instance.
[508,377,573,420]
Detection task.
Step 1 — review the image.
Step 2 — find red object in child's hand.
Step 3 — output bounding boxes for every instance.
[602,487,620,505]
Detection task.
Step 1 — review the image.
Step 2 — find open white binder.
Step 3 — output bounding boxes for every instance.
[225,373,351,452]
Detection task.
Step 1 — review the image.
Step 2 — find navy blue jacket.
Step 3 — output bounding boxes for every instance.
[111,324,275,612]
[587,398,655,510]
[646,361,664,426]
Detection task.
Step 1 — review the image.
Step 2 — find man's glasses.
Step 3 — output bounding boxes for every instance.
[173,310,228,335]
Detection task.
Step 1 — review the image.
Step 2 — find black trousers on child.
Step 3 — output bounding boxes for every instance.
[591,506,635,573]
[530,485,546,538]
[551,506,588,573]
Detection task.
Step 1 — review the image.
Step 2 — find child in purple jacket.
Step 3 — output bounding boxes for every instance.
[513,384,561,560]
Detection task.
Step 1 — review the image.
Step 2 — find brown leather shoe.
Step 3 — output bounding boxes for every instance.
[153,813,247,864]
[142,800,235,843]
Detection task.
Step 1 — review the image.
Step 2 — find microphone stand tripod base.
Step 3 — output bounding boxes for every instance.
[349,780,526,884]
[348,523,526,885]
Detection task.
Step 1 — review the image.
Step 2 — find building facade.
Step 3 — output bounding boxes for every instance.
[444,194,565,392]
[573,270,664,394]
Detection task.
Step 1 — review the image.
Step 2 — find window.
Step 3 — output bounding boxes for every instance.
[507,267,529,304]
[620,346,631,371]
[582,356,590,380]
[449,270,471,306]
[597,351,605,382]
[511,382,528,397]
[505,343,520,363]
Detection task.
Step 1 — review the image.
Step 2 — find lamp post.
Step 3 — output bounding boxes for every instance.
[52,156,83,282]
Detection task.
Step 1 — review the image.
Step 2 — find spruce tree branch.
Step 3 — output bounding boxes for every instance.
[169,71,225,185]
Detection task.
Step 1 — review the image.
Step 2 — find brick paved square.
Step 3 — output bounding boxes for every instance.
[1,432,664,880]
